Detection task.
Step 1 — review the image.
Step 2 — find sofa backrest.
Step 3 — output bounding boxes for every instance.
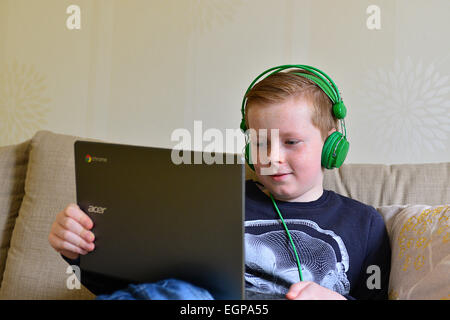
[246,162,449,207]
[323,163,449,207]
[0,131,98,299]
[0,140,30,288]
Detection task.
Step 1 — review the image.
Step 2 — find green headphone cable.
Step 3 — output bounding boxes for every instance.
[268,192,304,282]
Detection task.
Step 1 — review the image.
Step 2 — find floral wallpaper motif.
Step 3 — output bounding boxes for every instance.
[0,61,51,146]
[361,56,450,160]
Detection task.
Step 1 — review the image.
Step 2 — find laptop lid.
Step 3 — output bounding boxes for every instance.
[74,140,245,300]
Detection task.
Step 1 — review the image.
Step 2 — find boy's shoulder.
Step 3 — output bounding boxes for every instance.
[328,189,384,223]
[329,190,376,210]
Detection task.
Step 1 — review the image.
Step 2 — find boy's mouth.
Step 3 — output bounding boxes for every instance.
[269,172,292,181]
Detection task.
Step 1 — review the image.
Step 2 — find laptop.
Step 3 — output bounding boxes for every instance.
[74,140,245,300]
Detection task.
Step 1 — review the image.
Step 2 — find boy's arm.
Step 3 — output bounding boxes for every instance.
[350,209,391,300]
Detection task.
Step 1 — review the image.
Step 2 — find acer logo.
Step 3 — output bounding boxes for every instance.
[88,205,107,214]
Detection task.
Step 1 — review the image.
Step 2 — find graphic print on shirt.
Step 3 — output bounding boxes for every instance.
[245,219,350,296]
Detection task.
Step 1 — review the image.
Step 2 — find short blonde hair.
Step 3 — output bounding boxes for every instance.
[244,69,338,141]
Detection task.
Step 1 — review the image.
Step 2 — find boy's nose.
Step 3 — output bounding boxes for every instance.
[259,143,286,175]
[268,141,285,164]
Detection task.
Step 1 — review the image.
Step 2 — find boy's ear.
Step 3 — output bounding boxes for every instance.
[327,128,337,136]
[323,128,337,143]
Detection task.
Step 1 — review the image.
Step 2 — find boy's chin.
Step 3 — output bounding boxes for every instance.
[256,175,322,202]
[264,188,298,202]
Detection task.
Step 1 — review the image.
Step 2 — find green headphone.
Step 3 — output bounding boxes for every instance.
[240,64,349,171]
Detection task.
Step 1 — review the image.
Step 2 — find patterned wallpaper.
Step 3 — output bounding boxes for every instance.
[359,56,450,162]
[0,61,51,145]
[0,0,449,164]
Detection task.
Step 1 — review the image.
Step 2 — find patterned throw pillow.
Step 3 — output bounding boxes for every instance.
[377,204,449,300]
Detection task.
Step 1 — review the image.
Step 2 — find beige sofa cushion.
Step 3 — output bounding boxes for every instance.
[377,204,450,300]
[247,163,450,207]
[0,131,96,299]
[323,164,449,207]
[0,140,30,287]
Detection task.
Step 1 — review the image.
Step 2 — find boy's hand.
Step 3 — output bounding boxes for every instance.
[48,203,95,260]
[286,281,347,300]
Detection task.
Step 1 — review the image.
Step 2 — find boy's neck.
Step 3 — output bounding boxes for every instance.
[255,181,324,203]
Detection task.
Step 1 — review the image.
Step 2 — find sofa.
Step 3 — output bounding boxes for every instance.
[0,130,448,300]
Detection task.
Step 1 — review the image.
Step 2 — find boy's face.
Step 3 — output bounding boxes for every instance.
[247,96,328,202]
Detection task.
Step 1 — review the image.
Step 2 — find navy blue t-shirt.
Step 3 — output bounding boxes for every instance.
[63,180,391,299]
[245,180,391,300]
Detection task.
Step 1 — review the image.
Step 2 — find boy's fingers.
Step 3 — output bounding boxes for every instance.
[286,282,310,299]
[58,215,95,243]
[54,227,94,252]
[49,233,88,255]
[64,204,94,230]
[286,284,301,299]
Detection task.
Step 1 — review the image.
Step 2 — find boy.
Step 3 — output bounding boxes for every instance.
[48,65,391,300]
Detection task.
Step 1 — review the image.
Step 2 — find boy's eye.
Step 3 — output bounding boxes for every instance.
[256,140,300,146]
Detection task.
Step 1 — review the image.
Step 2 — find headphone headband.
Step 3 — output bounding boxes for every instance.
[240,64,346,133]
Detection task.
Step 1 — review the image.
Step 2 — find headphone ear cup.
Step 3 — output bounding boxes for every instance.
[245,142,255,171]
[334,136,349,168]
[321,131,349,169]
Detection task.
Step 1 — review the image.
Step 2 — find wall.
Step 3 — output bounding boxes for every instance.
[0,0,449,164]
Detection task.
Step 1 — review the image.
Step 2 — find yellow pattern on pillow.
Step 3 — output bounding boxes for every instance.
[380,204,449,300]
